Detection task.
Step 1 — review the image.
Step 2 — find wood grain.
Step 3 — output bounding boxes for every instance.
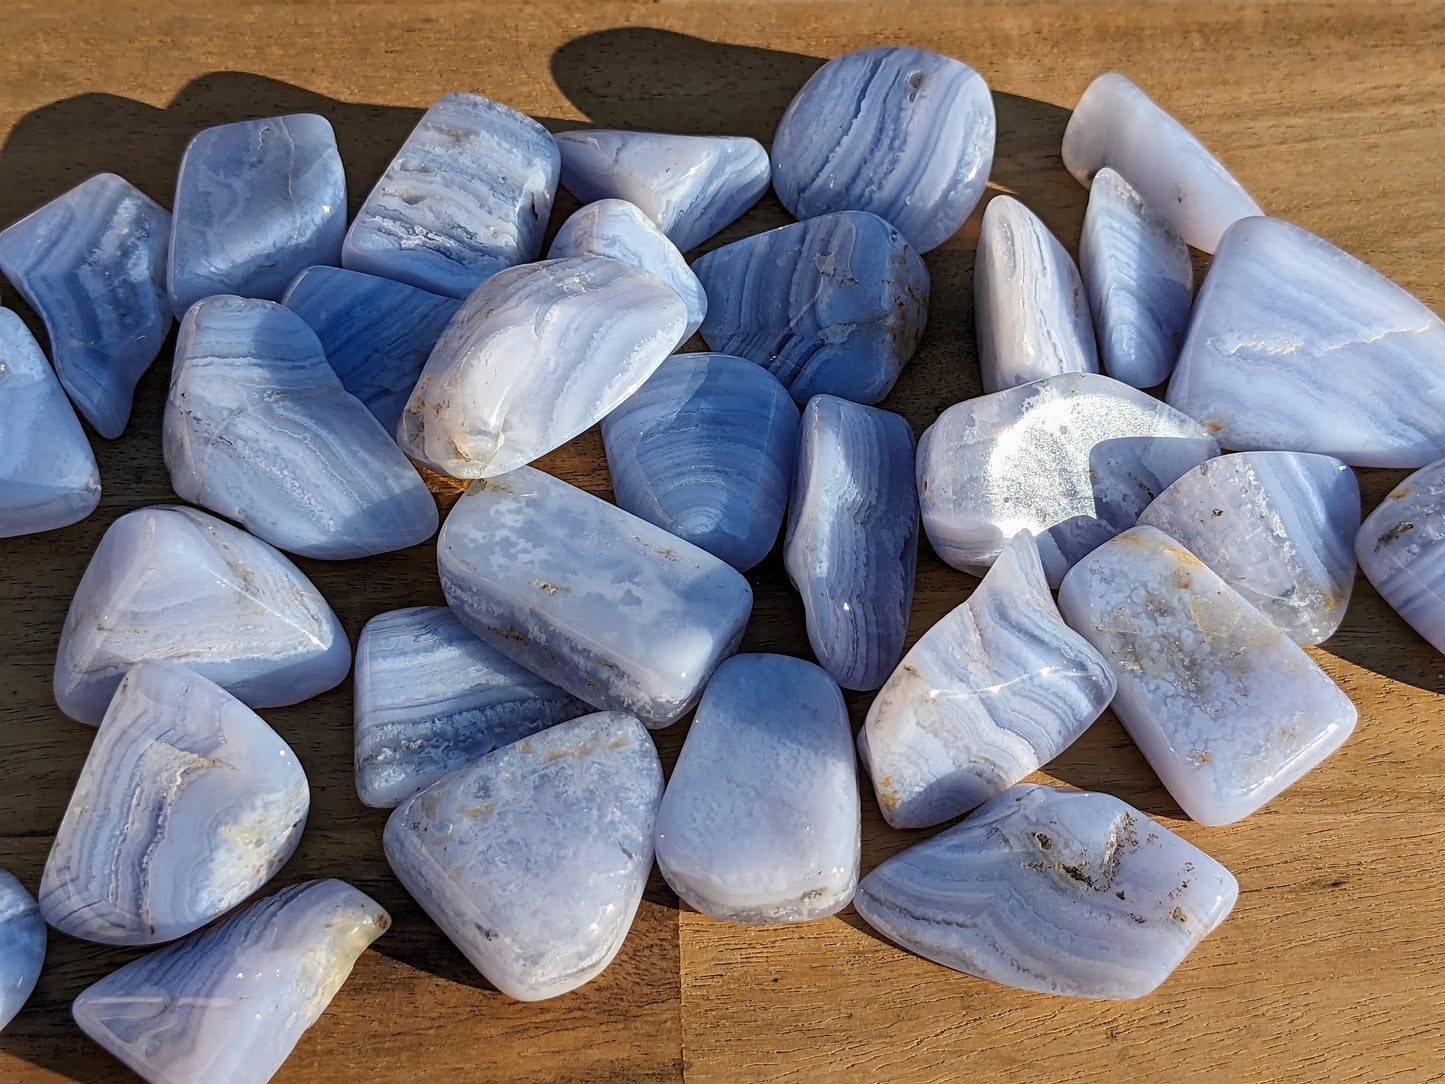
[2,2,1443,1082]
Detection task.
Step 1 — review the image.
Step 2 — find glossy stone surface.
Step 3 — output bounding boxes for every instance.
[785,395,918,691]
[438,467,753,726]
[1356,458,1445,657]
[282,265,460,435]
[354,606,591,808]
[600,353,799,571]
[860,532,1115,829]
[0,173,171,437]
[1166,216,1445,467]
[168,114,345,317]
[1061,72,1262,253]
[854,784,1238,999]
[41,661,308,946]
[654,654,858,924]
[165,295,438,559]
[694,210,929,406]
[548,200,706,340]
[55,505,350,725]
[0,309,100,537]
[384,712,662,1001]
[975,195,1098,393]
[1138,452,1360,645]
[1058,526,1358,826]
[554,130,769,253]
[399,257,686,479]
[0,872,44,1033]
[771,46,995,253]
[917,372,1219,588]
[344,92,559,298]
[1079,168,1193,389]
[73,879,388,1084]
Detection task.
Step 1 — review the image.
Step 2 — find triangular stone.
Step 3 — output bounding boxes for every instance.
[0,871,45,1033]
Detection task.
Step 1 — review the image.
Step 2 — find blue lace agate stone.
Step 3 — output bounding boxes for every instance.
[0,871,44,1033]
[601,353,799,571]
[168,114,345,317]
[0,173,172,437]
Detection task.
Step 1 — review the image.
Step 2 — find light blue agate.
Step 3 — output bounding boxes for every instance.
[693,210,929,405]
[600,353,799,571]
[0,173,172,438]
[0,871,45,1033]
[168,114,345,318]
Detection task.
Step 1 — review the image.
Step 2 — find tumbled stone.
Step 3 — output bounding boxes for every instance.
[654,654,858,924]
[345,92,559,298]
[439,467,752,726]
[600,353,799,571]
[1356,458,1445,657]
[917,372,1219,588]
[694,210,928,405]
[0,309,100,537]
[165,295,438,559]
[1062,72,1262,253]
[860,532,1115,829]
[554,130,769,253]
[1139,452,1360,645]
[73,879,388,1084]
[354,606,592,808]
[1058,526,1357,826]
[0,872,44,1033]
[0,173,171,437]
[168,114,345,316]
[854,784,1238,999]
[786,395,918,691]
[771,46,995,253]
[55,505,350,725]
[1166,215,1445,467]
[384,712,662,1000]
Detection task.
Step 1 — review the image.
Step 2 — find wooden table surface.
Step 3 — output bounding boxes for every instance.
[3,2,1443,1081]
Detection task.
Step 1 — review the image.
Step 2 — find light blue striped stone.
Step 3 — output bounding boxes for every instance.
[0,871,44,1033]
[1357,458,1445,658]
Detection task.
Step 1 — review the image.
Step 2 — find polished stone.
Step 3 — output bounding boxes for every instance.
[600,353,799,571]
[1138,452,1360,645]
[654,654,858,924]
[165,295,438,559]
[344,92,559,298]
[771,46,995,253]
[55,505,350,725]
[438,467,753,726]
[0,871,44,1033]
[860,532,1115,829]
[1058,526,1358,826]
[975,195,1098,393]
[1356,458,1445,658]
[400,257,686,479]
[916,372,1219,588]
[168,114,345,317]
[1062,72,1262,253]
[0,173,171,437]
[1166,215,1445,467]
[384,712,662,1000]
[694,210,929,405]
[554,130,769,253]
[854,784,1238,999]
[73,879,388,1084]
[41,660,308,946]
[354,606,592,808]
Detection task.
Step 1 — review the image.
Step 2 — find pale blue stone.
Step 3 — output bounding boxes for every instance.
[694,211,929,405]
[282,266,460,435]
[354,606,591,808]
[554,130,769,253]
[73,879,388,1084]
[0,871,44,1033]
[344,92,559,299]
[0,173,171,437]
[0,309,100,537]
[653,654,858,925]
[785,395,918,691]
[168,114,345,318]
[771,46,996,253]
[600,353,799,571]
[165,295,438,559]
[438,467,753,727]
[1356,458,1445,658]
